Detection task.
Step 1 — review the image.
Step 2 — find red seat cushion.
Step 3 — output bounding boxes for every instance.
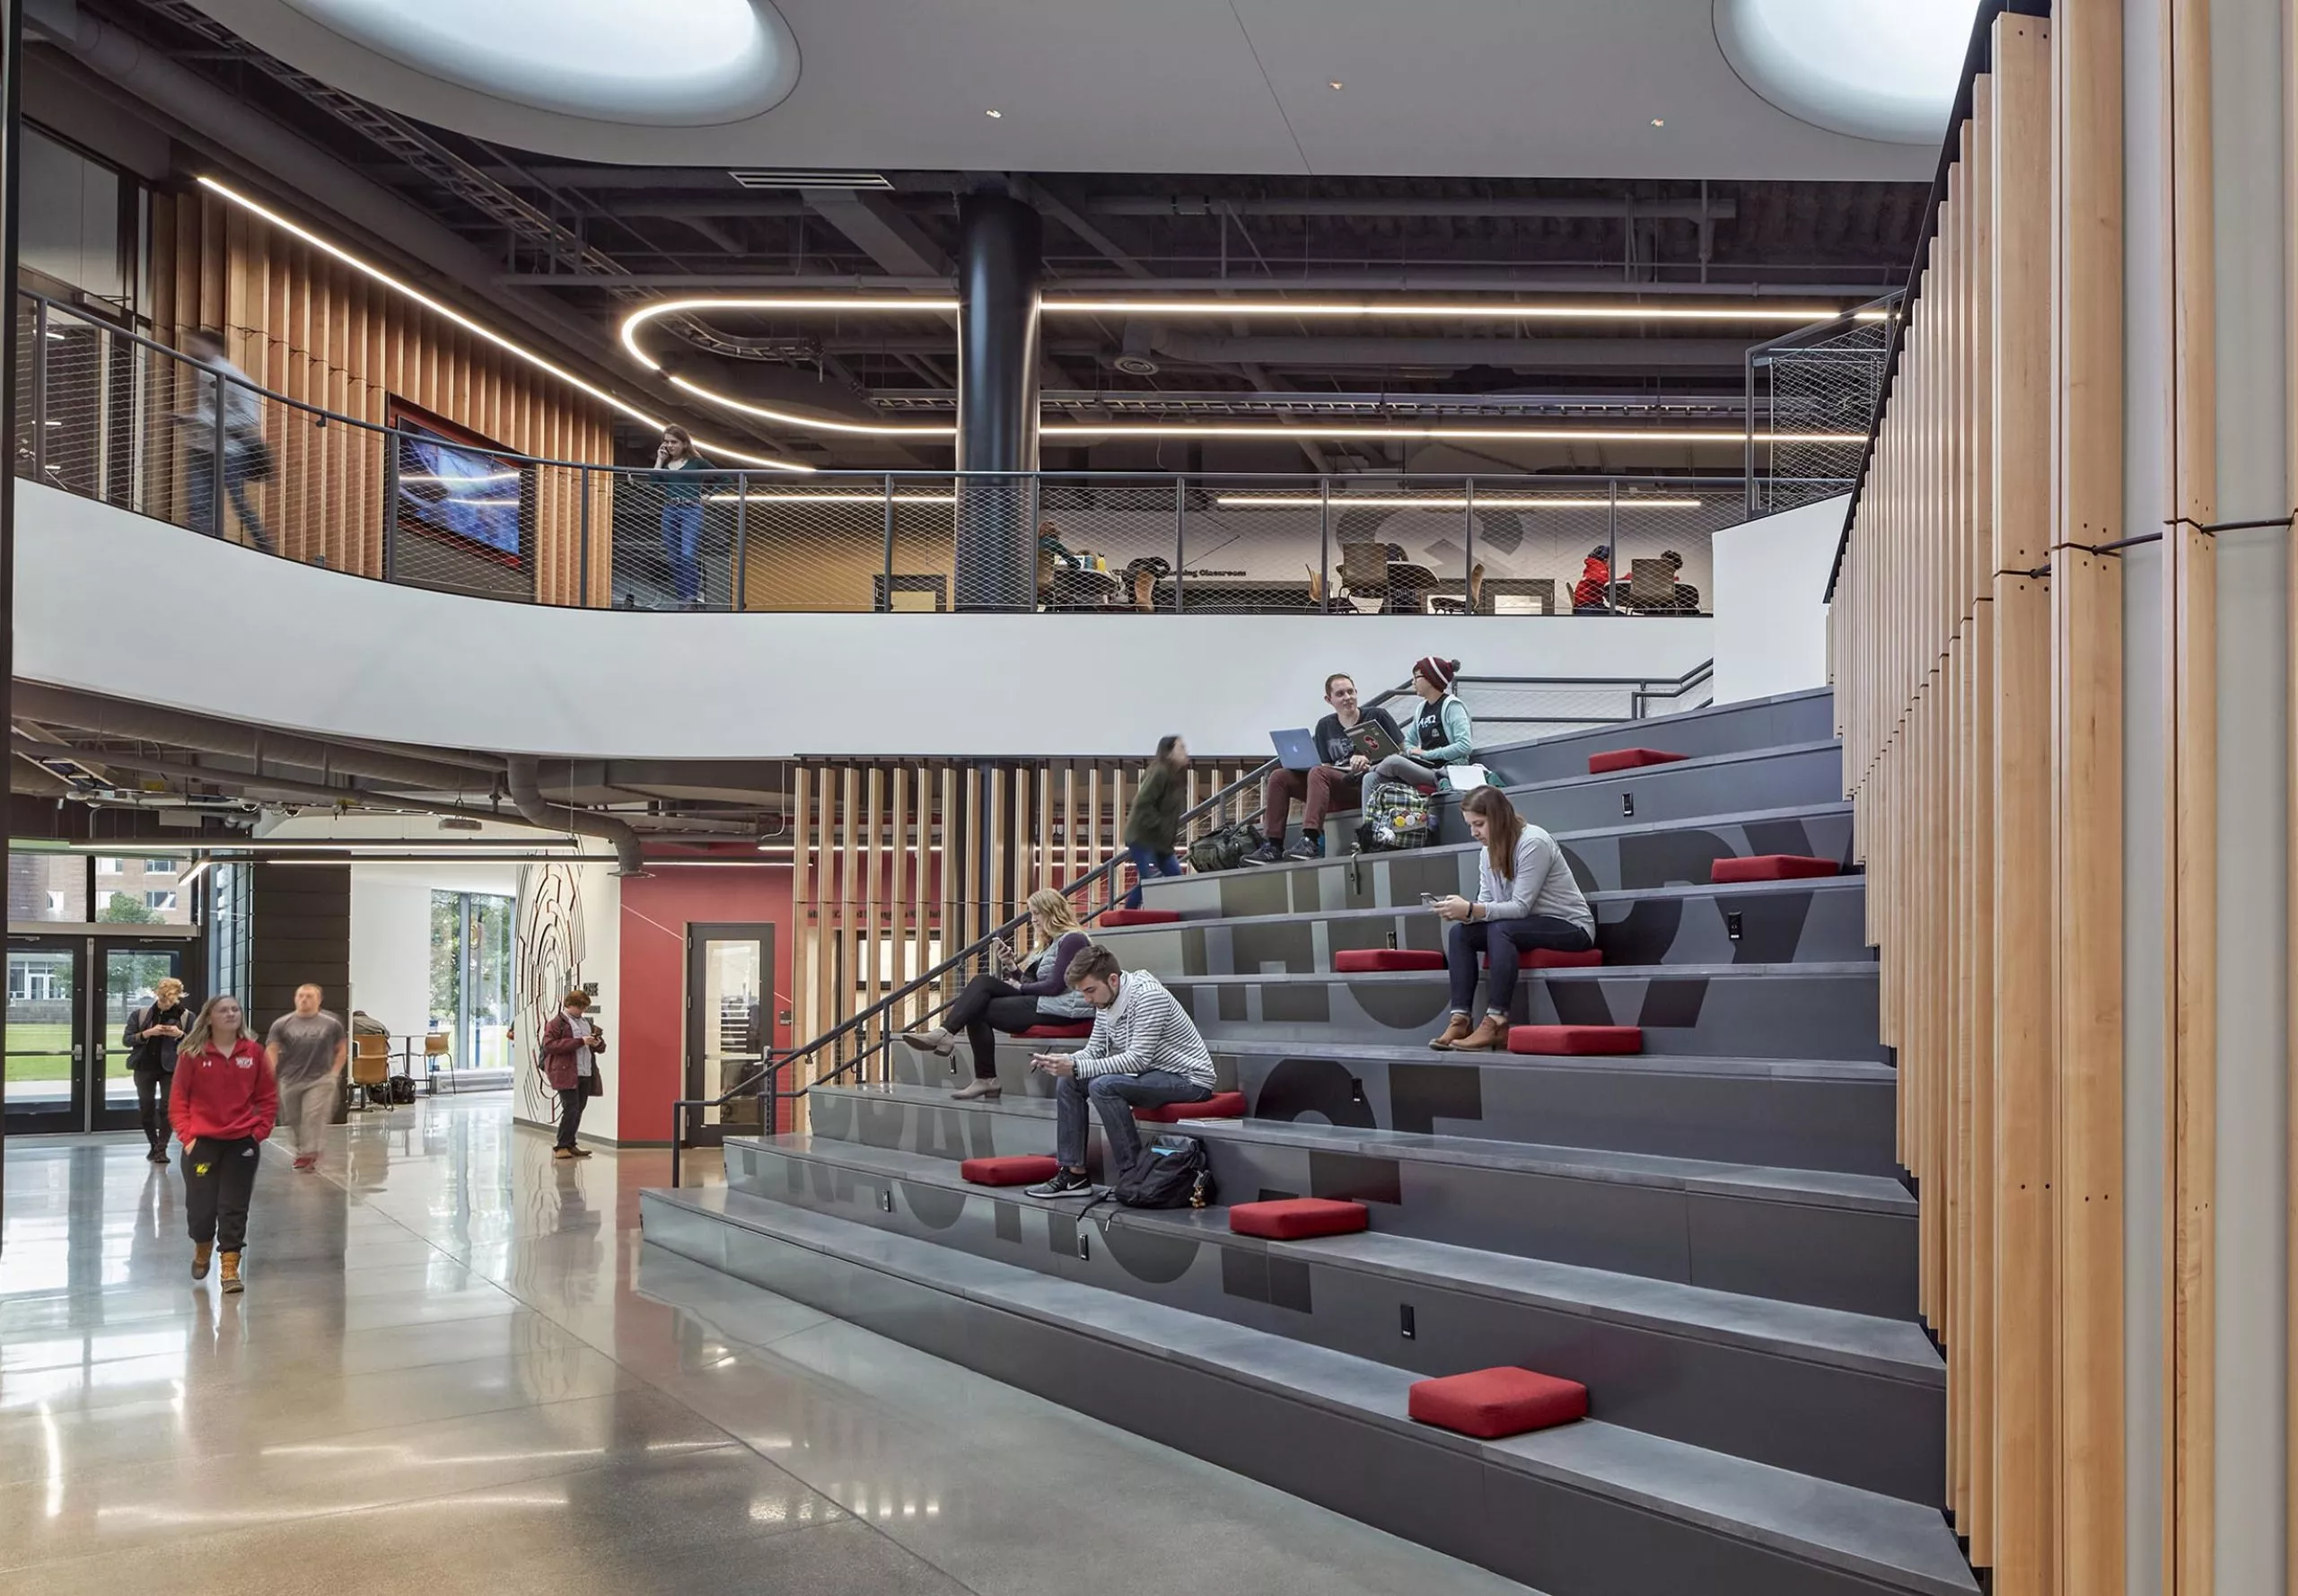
[1229,1197,1369,1241]
[1408,1367,1589,1439]
[1135,1090,1249,1123]
[960,1154,1060,1187]
[1335,948,1445,973]
[1516,948,1605,970]
[1587,747,1688,775]
[1506,1025,1643,1057]
[1100,908,1182,926]
[1710,854,1841,883]
[1017,1022,1092,1039]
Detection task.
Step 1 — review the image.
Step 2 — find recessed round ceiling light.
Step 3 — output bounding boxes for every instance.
[985,109,1004,118]
[1650,118,1666,127]
[1714,0,1977,145]
[280,0,799,127]
[1329,81,1345,90]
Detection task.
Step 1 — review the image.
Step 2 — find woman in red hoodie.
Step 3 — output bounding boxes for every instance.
[169,995,276,1292]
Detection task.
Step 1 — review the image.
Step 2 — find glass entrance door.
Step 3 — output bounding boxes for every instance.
[683,923,773,1146]
[99,943,191,1133]
[5,939,83,1131]
[4,935,192,1134]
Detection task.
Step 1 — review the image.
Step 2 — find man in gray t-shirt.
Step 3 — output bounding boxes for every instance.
[266,985,347,1171]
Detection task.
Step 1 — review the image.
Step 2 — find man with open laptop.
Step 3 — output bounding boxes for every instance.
[1249,672,1406,863]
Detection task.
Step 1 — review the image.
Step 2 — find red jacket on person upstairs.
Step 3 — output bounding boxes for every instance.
[170,1038,278,1144]
[1572,554,1610,610]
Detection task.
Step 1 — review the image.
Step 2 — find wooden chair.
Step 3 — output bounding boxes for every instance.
[423,1032,452,1094]
[1132,566,1158,611]
[350,1034,391,1111]
[1303,564,1328,609]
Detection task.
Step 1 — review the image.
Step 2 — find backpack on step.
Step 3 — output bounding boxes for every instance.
[1355,778,1436,852]
[1113,1134,1216,1209]
[1188,820,1263,873]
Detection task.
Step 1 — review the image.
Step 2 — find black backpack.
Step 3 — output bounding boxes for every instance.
[1188,820,1263,873]
[1112,1135,1216,1209]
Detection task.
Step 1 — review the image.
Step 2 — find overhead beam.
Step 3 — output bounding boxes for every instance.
[1085,196,1739,220]
[802,189,950,278]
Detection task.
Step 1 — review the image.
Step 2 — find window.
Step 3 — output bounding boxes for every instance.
[45,890,64,913]
[96,856,122,874]
[12,853,87,922]
[144,859,177,874]
[145,890,178,911]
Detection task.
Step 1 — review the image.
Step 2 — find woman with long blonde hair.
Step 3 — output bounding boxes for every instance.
[169,995,276,1291]
[902,887,1094,1100]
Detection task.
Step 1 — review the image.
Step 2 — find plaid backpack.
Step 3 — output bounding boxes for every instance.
[1355,778,1436,852]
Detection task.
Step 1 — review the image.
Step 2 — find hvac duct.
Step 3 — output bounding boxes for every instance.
[505,757,646,877]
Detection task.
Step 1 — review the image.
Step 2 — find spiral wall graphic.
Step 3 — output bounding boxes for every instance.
[514,862,588,1125]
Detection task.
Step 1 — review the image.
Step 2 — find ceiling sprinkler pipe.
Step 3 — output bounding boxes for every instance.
[505,756,647,877]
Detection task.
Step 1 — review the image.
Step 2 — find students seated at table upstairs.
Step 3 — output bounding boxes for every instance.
[1572,546,1611,613]
[1023,944,1215,1200]
[899,889,1095,1101]
[1427,785,1596,1052]
[1250,671,1406,864]
[1373,656,1475,789]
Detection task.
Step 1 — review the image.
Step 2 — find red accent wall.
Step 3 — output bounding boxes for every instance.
[616,864,794,1142]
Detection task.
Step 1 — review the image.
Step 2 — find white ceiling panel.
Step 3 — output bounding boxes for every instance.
[188,0,1938,180]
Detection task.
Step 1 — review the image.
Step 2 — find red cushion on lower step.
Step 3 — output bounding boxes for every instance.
[1517,948,1605,970]
[1408,1366,1589,1439]
[1506,1025,1643,1057]
[1100,908,1181,926]
[960,1154,1060,1187]
[1229,1197,1369,1240]
[1017,1022,1092,1039]
[1135,1090,1249,1123]
[1336,948,1444,973]
[1710,854,1842,883]
[1587,747,1688,775]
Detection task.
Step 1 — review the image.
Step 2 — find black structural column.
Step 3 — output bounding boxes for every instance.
[953,193,1041,610]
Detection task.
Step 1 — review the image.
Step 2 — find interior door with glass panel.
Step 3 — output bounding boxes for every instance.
[4,937,83,1131]
[96,941,190,1133]
[684,924,773,1145]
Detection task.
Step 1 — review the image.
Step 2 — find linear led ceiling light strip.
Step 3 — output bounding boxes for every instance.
[621,294,1873,446]
[195,176,813,472]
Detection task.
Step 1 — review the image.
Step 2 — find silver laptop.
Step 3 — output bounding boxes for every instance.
[1269,728,1322,772]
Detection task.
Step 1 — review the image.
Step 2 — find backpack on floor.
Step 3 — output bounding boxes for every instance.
[1113,1135,1216,1209]
[1188,820,1263,873]
[389,1074,417,1105]
[1355,778,1436,853]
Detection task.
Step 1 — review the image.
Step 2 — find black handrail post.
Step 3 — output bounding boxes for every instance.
[29,293,44,480]
[1318,475,1331,614]
[881,471,896,610]
[209,363,227,542]
[1462,476,1476,616]
[578,466,592,605]
[381,425,398,582]
[1172,476,1185,613]
[733,470,749,610]
[669,1102,682,1189]
[1604,479,1618,615]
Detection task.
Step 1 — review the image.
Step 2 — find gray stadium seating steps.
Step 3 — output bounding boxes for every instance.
[642,688,1979,1596]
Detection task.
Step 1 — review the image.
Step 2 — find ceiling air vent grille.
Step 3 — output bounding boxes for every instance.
[729,170,892,190]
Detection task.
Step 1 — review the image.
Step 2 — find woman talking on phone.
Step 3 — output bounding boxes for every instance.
[1426,786,1595,1052]
[169,995,276,1292]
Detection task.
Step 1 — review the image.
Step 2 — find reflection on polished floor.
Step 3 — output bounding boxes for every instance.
[1,1094,1531,1595]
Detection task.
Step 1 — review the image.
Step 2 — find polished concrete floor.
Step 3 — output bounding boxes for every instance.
[0,1094,1532,1595]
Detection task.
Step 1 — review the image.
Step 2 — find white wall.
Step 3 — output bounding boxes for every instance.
[510,858,622,1144]
[1709,494,1846,706]
[16,484,1713,759]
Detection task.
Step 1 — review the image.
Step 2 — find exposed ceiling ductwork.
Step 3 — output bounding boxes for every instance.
[504,757,645,877]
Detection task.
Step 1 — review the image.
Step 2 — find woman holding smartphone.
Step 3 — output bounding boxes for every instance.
[1426,786,1595,1051]
[654,425,712,609]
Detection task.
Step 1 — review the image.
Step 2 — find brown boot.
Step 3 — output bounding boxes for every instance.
[219,1251,243,1294]
[191,1241,213,1281]
[1427,1013,1474,1051]
[1451,1013,1510,1052]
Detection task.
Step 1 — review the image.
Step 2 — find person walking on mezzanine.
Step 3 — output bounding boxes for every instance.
[1124,734,1190,909]
[170,995,276,1293]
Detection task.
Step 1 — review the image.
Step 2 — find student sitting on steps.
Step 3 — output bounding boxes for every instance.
[1428,785,1596,1052]
[1373,655,1475,789]
[1023,945,1215,1199]
[1250,671,1405,864]
[900,889,1095,1101]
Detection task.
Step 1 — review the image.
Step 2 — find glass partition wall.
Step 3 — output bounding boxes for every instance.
[430,890,515,1081]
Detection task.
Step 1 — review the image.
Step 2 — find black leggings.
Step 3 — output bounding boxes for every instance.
[135,1065,172,1153]
[943,974,1047,1080]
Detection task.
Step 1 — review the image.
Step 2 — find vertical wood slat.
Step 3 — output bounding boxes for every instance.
[790,766,815,1136]
[2052,0,2127,1587]
[2162,1,2218,1590]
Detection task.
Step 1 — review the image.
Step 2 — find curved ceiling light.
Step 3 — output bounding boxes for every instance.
[282,0,800,127]
[626,294,1871,446]
[1714,0,1978,145]
[195,177,810,471]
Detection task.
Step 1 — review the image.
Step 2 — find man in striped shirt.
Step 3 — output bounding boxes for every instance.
[1025,944,1215,1198]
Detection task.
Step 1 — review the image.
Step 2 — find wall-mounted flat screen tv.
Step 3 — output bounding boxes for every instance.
[394,420,525,557]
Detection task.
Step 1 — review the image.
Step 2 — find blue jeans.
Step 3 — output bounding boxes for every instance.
[662,502,704,603]
[1055,1068,1209,1174]
[1125,846,1180,909]
[185,449,273,554]
[1445,916,1595,1017]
